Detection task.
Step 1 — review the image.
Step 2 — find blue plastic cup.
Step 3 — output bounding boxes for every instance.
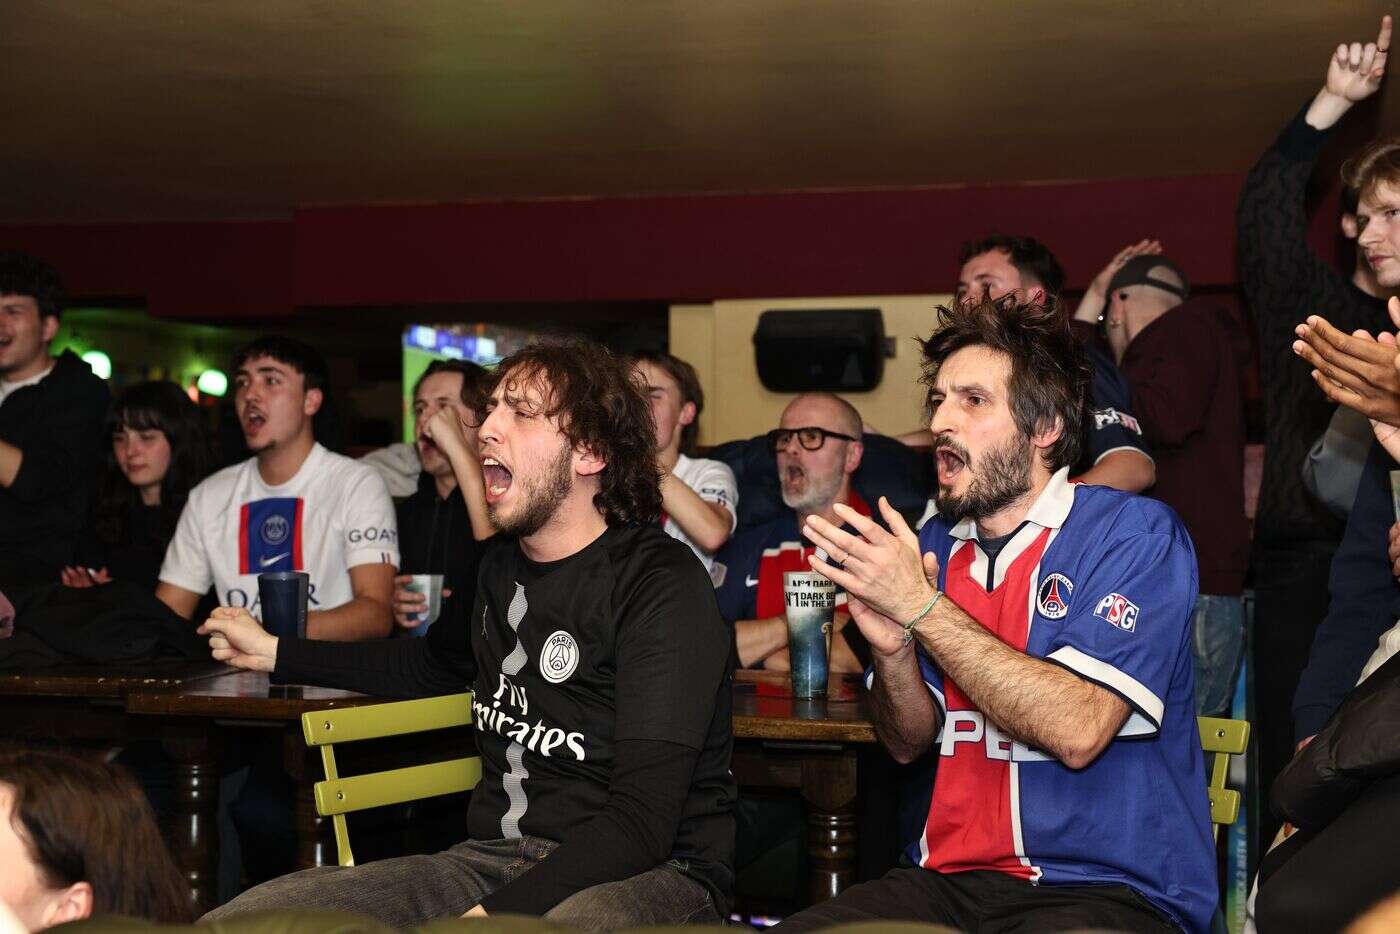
[258,571,309,639]
[783,571,836,698]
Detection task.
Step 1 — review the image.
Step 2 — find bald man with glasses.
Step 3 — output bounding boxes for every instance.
[715,392,874,671]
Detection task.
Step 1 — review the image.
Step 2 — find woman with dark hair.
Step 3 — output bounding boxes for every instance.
[60,381,214,589]
[0,749,194,930]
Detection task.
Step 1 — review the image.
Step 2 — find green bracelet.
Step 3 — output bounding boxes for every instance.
[901,591,942,647]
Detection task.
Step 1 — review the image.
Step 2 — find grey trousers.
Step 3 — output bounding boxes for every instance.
[202,836,719,931]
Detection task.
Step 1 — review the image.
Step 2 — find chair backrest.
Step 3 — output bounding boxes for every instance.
[301,691,480,867]
[1198,716,1250,840]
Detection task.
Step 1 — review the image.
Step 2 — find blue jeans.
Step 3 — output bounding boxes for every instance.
[202,836,719,930]
[1191,593,1245,717]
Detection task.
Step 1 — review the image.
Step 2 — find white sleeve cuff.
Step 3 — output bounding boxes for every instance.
[1046,645,1164,737]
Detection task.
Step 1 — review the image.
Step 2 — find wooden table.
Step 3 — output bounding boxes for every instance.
[2,664,877,912]
[731,669,877,904]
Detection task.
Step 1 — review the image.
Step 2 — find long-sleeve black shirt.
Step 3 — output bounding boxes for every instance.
[1238,103,1390,545]
[271,528,735,917]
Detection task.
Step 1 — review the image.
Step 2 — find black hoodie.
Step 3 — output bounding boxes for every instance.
[0,349,110,575]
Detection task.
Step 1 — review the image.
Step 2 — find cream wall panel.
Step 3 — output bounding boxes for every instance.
[670,295,953,446]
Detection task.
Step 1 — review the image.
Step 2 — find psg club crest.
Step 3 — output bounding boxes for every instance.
[540,630,580,684]
[1036,573,1073,619]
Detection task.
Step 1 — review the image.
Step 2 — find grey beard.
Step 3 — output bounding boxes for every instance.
[934,435,1032,526]
[781,467,845,515]
[487,444,573,538]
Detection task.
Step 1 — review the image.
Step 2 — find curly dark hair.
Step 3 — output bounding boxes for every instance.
[919,295,1091,473]
[490,339,662,526]
[958,234,1065,299]
[0,251,64,320]
[96,381,216,547]
[0,748,194,923]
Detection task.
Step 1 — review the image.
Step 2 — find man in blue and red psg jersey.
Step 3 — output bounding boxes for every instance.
[715,392,873,672]
[780,296,1215,933]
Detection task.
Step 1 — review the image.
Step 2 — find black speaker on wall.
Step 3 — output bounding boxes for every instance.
[752,308,887,392]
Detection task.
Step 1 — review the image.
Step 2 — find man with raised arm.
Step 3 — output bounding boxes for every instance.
[777,296,1213,933]
[199,339,735,929]
[1241,15,1396,809]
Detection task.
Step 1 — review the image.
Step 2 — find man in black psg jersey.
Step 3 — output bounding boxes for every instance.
[199,339,736,929]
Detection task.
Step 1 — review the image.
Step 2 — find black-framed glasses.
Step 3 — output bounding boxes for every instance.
[767,426,859,452]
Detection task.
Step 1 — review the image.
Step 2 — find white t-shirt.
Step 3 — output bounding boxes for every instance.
[159,443,399,618]
[664,454,738,574]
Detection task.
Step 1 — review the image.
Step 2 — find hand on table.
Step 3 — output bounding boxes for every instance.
[198,607,278,672]
[60,566,111,588]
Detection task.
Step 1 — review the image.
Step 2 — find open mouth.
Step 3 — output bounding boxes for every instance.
[783,465,806,487]
[242,410,267,433]
[481,456,513,502]
[935,446,967,485]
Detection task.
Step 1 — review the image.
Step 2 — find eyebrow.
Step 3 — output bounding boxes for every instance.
[944,381,995,395]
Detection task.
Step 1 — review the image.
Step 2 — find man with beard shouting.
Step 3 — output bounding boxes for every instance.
[775,296,1215,934]
[198,339,735,929]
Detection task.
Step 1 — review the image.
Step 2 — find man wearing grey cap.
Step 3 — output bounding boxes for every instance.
[1075,249,1249,716]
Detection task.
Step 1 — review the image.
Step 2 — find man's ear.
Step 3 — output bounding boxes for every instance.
[41,314,59,345]
[303,387,324,417]
[1026,285,1048,305]
[844,439,864,476]
[1031,416,1065,453]
[1342,212,1360,240]
[574,444,607,478]
[677,401,697,428]
[41,881,93,928]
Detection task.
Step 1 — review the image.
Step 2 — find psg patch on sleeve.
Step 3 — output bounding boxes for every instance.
[1036,573,1073,619]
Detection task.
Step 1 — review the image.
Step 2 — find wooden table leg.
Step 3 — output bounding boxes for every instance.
[163,728,218,915]
[800,750,859,904]
[284,726,336,868]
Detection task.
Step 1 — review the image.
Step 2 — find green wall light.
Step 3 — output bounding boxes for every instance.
[197,369,228,397]
[81,350,112,380]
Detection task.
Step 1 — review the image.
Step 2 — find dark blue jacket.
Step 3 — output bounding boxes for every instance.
[1293,441,1400,740]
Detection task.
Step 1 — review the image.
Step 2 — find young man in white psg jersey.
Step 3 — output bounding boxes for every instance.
[156,336,397,639]
[630,350,737,575]
[198,339,735,929]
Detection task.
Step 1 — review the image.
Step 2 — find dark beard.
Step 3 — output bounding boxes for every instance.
[487,443,574,537]
[934,434,1033,526]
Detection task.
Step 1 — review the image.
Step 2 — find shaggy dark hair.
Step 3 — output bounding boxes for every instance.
[96,381,215,548]
[919,295,1091,472]
[958,234,1066,299]
[628,350,705,455]
[414,359,492,422]
[0,748,194,923]
[490,339,663,527]
[0,252,64,320]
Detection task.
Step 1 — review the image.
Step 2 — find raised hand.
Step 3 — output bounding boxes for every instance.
[803,496,938,625]
[1074,240,1163,325]
[197,606,278,671]
[422,406,474,461]
[1327,16,1391,103]
[1293,304,1400,425]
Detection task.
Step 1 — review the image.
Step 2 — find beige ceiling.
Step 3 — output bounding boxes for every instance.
[4,1,1397,223]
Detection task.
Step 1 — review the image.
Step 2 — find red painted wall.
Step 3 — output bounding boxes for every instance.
[0,173,1348,318]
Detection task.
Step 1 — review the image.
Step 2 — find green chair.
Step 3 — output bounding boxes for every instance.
[1198,715,1250,840]
[301,692,481,867]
